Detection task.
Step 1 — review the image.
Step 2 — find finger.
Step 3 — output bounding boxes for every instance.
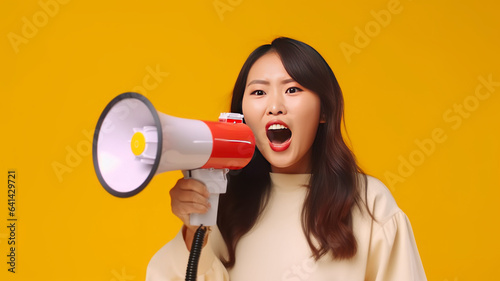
[176,191,211,208]
[176,179,210,198]
[172,199,210,216]
[170,185,211,209]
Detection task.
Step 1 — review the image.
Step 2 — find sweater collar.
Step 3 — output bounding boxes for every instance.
[269,173,311,192]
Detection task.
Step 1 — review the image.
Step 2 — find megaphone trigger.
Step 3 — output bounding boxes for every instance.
[185,168,229,226]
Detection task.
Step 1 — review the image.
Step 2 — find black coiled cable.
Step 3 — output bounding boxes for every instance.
[185,225,207,281]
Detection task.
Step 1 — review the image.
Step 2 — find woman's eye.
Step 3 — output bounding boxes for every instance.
[250,90,266,96]
[285,87,303,94]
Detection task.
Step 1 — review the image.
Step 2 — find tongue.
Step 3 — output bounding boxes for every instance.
[267,129,292,144]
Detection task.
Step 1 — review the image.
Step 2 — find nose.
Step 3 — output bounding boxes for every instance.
[266,93,286,116]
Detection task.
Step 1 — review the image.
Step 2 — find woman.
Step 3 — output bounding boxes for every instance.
[146,37,426,280]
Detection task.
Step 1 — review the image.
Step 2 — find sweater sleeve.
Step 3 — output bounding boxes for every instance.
[366,210,427,281]
[145,227,229,281]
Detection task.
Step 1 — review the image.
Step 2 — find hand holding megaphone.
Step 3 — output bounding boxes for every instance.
[93,92,255,226]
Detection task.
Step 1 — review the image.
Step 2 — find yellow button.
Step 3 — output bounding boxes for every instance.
[131,132,146,156]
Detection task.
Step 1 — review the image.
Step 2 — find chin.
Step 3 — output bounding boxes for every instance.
[267,154,299,172]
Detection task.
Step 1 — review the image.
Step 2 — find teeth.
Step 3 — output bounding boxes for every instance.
[268,124,288,130]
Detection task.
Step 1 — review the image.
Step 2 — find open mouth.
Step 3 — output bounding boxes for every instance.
[266,124,292,145]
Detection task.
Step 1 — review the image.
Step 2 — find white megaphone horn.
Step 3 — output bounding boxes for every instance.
[92,92,255,226]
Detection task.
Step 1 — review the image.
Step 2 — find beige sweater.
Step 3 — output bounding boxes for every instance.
[146,173,426,280]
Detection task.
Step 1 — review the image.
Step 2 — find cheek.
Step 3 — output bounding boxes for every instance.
[297,102,322,144]
[242,99,260,135]
[303,123,320,146]
[242,98,252,125]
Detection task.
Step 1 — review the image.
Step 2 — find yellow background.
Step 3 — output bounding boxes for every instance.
[1,0,499,280]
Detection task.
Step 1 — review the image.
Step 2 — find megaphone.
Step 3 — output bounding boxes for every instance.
[92,92,255,226]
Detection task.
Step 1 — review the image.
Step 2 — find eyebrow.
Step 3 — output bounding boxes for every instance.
[247,78,296,87]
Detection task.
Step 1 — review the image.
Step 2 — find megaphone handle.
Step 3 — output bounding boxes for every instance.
[183,169,228,226]
[190,194,220,226]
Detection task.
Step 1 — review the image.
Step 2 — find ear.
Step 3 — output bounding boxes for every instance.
[319,113,326,123]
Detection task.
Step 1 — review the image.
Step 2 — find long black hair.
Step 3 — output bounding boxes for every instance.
[217,37,370,268]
